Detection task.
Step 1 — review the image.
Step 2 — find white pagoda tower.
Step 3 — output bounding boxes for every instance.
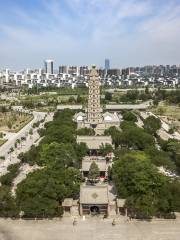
[87,65,102,126]
[73,65,120,135]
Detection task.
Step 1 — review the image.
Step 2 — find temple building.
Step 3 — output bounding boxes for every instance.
[80,185,109,215]
[61,65,126,218]
[81,156,110,178]
[76,135,113,150]
[73,65,121,134]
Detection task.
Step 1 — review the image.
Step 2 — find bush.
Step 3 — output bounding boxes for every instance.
[122,111,137,122]
[0,163,21,186]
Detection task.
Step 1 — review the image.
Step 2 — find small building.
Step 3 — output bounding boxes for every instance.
[77,135,113,150]
[116,198,126,216]
[73,112,86,122]
[62,198,79,217]
[80,185,109,216]
[105,102,150,111]
[57,105,83,110]
[82,159,107,177]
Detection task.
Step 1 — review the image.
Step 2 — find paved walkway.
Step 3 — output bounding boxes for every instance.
[0,218,180,240]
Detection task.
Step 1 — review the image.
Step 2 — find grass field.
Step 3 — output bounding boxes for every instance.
[152,103,180,120]
[151,102,180,132]
[0,111,33,132]
[0,139,6,146]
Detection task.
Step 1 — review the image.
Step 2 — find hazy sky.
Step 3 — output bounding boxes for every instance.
[0,0,180,70]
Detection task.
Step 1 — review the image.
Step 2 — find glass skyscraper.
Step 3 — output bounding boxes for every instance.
[105,59,110,71]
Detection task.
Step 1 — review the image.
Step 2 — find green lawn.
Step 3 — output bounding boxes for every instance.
[151,102,180,132]
[0,139,6,146]
[0,111,33,133]
[152,103,180,120]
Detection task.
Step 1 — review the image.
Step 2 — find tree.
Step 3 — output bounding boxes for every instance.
[9,147,14,160]
[126,90,139,102]
[119,123,155,150]
[18,145,40,166]
[40,142,78,168]
[145,147,176,172]
[7,121,12,129]
[145,86,149,95]
[122,111,137,122]
[16,167,81,218]
[0,163,20,186]
[99,143,113,156]
[104,126,122,148]
[88,161,100,183]
[120,120,136,129]
[76,127,95,136]
[144,115,161,135]
[0,186,19,217]
[105,92,112,101]
[74,142,88,164]
[68,96,76,103]
[112,152,171,219]
[166,140,180,174]
[29,128,33,135]
[76,94,83,103]
[166,140,180,155]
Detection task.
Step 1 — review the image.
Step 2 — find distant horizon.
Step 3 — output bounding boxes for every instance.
[0,0,180,70]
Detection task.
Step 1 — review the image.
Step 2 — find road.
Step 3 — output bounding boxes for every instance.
[0,109,53,176]
[105,101,152,111]
[0,111,45,158]
[105,88,179,93]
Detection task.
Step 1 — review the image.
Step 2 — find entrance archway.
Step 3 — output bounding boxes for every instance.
[90,206,100,215]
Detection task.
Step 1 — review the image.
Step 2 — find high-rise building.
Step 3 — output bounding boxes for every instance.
[44,59,54,74]
[97,68,105,77]
[68,66,78,75]
[59,65,68,74]
[122,67,134,76]
[79,66,89,76]
[107,69,120,76]
[105,59,110,71]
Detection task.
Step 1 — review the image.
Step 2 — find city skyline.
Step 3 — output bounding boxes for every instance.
[0,0,180,70]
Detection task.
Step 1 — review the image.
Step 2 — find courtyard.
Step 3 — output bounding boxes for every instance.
[0,218,180,240]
